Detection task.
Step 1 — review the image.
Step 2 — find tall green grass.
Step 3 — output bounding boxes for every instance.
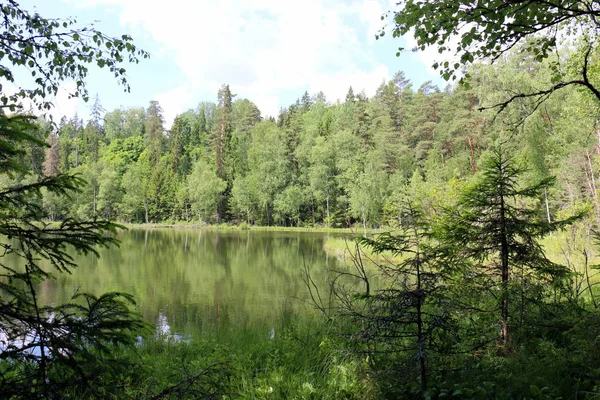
[123,316,376,399]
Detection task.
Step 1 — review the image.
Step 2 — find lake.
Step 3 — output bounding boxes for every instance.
[37,228,353,340]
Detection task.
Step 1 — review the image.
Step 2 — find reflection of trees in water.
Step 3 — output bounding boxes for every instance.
[37,230,350,336]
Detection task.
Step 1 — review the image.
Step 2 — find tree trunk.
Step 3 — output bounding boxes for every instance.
[93,186,97,218]
[584,150,600,223]
[544,187,551,223]
[326,195,330,225]
[361,204,366,236]
[467,136,477,174]
[74,137,79,168]
[499,183,510,347]
[415,250,426,399]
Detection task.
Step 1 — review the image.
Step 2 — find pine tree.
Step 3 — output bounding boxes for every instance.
[145,100,165,165]
[169,114,192,177]
[356,203,457,399]
[0,113,147,399]
[345,86,355,103]
[213,84,235,221]
[214,84,234,180]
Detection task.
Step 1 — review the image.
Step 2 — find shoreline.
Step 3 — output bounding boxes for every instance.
[120,222,378,235]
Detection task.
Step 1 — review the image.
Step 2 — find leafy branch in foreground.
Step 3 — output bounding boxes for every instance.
[382,1,600,111]
[0,0,149,112]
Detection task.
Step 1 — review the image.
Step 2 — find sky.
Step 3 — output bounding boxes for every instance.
[15,0,446,129]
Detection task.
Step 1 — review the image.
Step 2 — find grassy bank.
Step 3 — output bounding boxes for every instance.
[120,221,381,234]
[112,321,375,399]
[323,236,404,265]
[323,224,600,273]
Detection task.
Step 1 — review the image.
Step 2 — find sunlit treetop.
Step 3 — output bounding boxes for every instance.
[0,0,149,113]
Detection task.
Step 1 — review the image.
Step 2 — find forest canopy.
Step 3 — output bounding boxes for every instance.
[20,41,600,233]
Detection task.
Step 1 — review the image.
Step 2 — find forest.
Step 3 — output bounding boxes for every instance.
[3,0,600,399]
[22,49,600,232]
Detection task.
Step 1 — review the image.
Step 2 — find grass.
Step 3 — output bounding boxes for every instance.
[322,236,404,265]
[127,317,376,399]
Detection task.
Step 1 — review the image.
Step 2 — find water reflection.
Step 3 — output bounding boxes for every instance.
[37,229,348,338]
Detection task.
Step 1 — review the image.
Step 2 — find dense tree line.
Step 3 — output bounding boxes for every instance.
[21,45,600,231]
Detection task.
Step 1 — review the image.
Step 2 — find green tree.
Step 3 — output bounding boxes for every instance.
[230,98,261,177]
[214,84,234,179]
[212,85,235,221]
[97,164,122,219]
[70,161,102,218]
[121,154,151,223]
[442,148,581,345]
[104,106,146,141]
[186,159,227,223]
[103,135,145,175]
[169,113,193,177]
[56,116,74,172]
[0,113,147,398]
[147,155,177,221]
[104,107,125,141]
[231,176,254,224]
[274,185,305,226]
[145,100,165,165]
[123,107,146,138]
[308,136,338,225]
[347,159,388,233]
[80,120,102,163]
[354,204,457,399]
[247,121,290,225]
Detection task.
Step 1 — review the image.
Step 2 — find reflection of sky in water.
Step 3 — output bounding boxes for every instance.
[1,326,49,358]
[156,312,187,343]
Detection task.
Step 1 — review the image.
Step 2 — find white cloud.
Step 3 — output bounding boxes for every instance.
[308,65,390,103]
[154,85,197,130]
[51,82,80,121]
[3,80,79,122]
[402,27,464,78]
[69,0,403,127]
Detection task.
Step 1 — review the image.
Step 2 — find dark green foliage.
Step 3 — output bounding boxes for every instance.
[33,41,600,231]
[145,101,165,165]
[441,148,583,345]
[321,150,599,398]
[0,113,151,398]
[353,204,458,398]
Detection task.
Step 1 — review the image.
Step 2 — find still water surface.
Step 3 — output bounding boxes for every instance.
[38,229,350,338]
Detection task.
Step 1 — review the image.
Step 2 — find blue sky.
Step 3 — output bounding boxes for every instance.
[16,0,446,128]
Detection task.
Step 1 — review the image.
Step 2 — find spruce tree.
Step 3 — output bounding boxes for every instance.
[441,148,581,346]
